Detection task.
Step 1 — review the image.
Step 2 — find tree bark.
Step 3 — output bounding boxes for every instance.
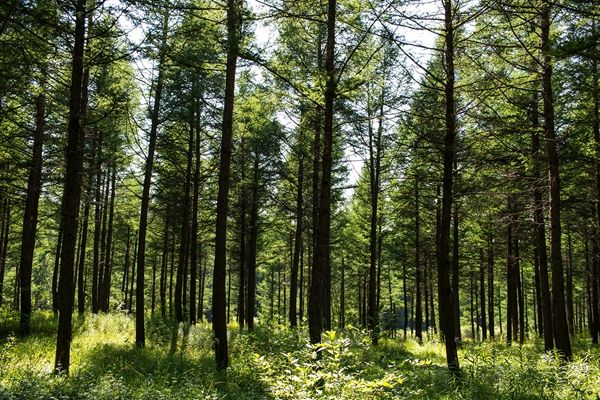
[246,155,260,330]
[308,0,336,348]
[290,155,304,327]
[54,0,87,373]
[19,91,45,336]
[438,0,459,374]
[213,0,239,370]
[136,6,169,347]
[541,0,571,359]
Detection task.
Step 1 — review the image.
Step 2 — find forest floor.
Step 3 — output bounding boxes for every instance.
[0,311,599,399]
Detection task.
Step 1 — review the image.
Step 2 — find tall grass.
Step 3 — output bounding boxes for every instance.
[1,312,599,399]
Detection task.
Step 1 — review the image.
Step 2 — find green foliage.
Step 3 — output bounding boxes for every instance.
[2,313,600,399]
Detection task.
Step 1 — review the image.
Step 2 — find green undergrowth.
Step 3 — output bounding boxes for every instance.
[1,312,600,399]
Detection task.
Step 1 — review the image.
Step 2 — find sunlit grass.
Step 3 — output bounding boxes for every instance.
[1,312,600,398]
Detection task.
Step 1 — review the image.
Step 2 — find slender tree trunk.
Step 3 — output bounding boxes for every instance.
[213,0,239,370]
[238,138,246,329]
[78,176,92,315]
[438,0,459,374]
[290,156,304,327]
[507,200,515,345]
[479,248,486,340]
[19,91,45,336]
[566,229,574,335]
[308,0,336,348]
[136,7,169,347]
[190,94,200,325]
[0,200,8,308]
[92,137,103,314]
[415,178,423,341]
[175,121,194,323]
[100,168,116,312]
[55,0,87,372]
[452,203,460,340]
[592,44,600,344]
[541,0,571,359]
[246,155,260,330]
[531,88,554,352]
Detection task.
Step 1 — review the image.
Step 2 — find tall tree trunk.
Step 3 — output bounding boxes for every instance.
[190,92,200,325]
[452,203,460,340]
[566,229,574,335]
[506,199,515,345]
[308,0,336,348]
[54,0,87,373]
[0,200,8,308]
[592,44,600,344]
[246,155,260,330]
[488,237,496,340]
[136,7,169,348]
[415,178,422,341]
[100,167,116,312]
[479,248,486,340]
[541,0,571,359]
[92,135,103,314]
[213,0,239,370]
[290,156,304,327]
[238,138,246,329]
[175,120,194,322]
[531,86,554,351]
[438,0,459,374]
[77,174,92,315]
[52,217,62,316]
[19,91,45,336]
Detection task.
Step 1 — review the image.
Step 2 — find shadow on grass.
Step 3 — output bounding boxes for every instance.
[74,325,273,399]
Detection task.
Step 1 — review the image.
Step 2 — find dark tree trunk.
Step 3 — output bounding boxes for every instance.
[54,0,87,373]
[92,135,103,314]
[77,175,92,315]
[238,138,246,329]
[136,8,168,347]
[290,156,304,327]
[438,0,459,374]
[566,230,574,336]
[19,92,45,336]
[367,102,382,345]
[506,199,516,344]
[308,0,335,348]
[541,0,571,359]
[175,120,194,323]
[159,219,168,317]
[100,167,116,312]
[479,248,486,340]
[487,239,494,339]
[123,225,131,310]
[531,87,553,352]
[338,255,345,329]
[246,155,260,330]
[592,35,600,344]
[415,178,422,341]
[0,199,8,308]
[213,0,239,370]
[190,93,201,325]
[452,204,460,340]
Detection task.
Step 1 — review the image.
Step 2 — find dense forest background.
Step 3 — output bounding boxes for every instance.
[1,0,599,380]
